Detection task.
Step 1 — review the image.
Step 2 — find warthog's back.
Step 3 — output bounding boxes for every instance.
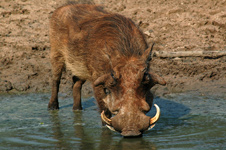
[49,4,148,81]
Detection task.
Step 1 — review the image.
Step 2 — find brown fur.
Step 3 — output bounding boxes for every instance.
[48,4,165,136]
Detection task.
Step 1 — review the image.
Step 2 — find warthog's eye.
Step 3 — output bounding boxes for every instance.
[104,88,111,95]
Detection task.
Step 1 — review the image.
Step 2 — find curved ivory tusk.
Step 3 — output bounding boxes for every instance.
[150,104,161,125]
[101,111,112,125]
[148,124,155,131]
[106,124,116,132]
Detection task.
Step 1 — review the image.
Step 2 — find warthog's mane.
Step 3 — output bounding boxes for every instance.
[66,4,148,58]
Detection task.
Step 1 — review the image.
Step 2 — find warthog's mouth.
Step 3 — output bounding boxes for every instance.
[101,104,161,133]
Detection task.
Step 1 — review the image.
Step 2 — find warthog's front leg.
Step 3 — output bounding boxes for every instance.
[72,76,85,110]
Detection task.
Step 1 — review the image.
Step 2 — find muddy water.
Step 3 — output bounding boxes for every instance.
[0,92,225,150]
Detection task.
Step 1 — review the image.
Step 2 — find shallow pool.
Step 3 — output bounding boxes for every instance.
[0,92,225,150]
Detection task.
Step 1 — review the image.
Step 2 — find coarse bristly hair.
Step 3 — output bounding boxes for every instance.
[49,4,165,136]
[79,11,148,58]
[50,4,149,76]
[57,4,148,58]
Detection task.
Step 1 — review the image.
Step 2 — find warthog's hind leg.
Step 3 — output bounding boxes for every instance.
[48,53,64,110]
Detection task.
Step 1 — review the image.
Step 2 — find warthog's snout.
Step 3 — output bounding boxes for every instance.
[101,104,160,137]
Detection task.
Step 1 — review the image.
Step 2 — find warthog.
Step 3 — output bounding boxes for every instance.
[48,4,166,137]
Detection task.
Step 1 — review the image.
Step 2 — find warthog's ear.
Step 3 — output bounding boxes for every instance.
[94,74,110,87]
[94,72,117,87]
[149,72,166,86]
[143,43,155,63]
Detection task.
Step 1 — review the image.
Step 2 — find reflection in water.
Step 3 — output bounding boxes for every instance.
[47,96,191,150]
[49,110,99,149]
[0,93,225,149]
[49,111,71,149]
[98,128,157,150]
[48,109,157,150]
[73,111,96,150]
[118,138,156,150]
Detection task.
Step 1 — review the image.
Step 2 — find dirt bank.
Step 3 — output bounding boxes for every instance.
[0,0,226,96]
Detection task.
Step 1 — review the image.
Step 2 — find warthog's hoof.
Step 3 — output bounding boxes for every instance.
[48,102,59,110]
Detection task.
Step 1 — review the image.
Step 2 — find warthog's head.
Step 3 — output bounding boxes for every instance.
[94,44,166,137]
